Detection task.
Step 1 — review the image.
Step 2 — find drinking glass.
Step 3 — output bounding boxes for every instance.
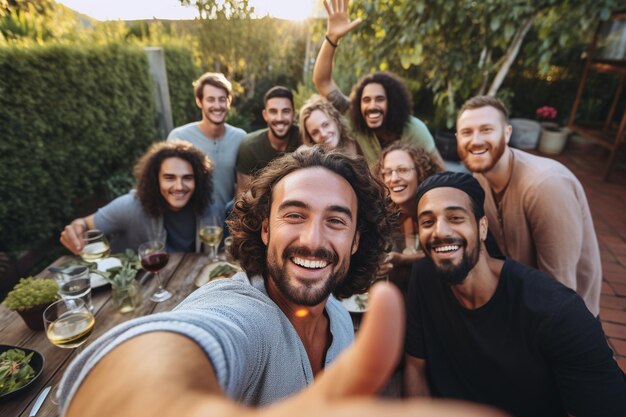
[138,240,172,302]
[44,299,95,349]
[80,230,110,262]
[199,215,223,262]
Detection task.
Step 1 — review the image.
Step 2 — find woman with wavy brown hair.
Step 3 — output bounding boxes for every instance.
[373,141,442,294]
[60,140,213,254]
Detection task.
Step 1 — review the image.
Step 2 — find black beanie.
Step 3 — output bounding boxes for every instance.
[416,172,485,218]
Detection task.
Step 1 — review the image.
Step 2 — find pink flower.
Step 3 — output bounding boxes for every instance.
[536,106,557,121]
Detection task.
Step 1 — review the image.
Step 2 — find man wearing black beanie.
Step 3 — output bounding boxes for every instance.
[404,171,626,417]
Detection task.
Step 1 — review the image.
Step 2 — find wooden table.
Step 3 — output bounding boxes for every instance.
[0,252,212,417]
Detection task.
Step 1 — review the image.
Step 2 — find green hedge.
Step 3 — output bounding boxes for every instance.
[163,45,201,128]
[0,42,159,252]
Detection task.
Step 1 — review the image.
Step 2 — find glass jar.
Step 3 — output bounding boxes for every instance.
[111,281,142,313]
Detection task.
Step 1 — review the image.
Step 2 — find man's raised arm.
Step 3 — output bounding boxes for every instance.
[312,0,362,101]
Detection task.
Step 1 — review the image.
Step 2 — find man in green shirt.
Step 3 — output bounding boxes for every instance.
[236,86,300,196]
[313,0,444,168]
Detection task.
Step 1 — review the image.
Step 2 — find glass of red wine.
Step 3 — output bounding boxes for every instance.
[138,240,172,302]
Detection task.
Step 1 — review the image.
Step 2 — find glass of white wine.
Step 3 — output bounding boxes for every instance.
[81,229,110,262]
[44,299,95,349]
[199,215,223,262]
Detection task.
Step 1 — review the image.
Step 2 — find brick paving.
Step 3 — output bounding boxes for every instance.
[546,141,626,372]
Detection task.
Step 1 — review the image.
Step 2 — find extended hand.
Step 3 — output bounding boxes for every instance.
[323,0,363,43]
[259,283,509,417]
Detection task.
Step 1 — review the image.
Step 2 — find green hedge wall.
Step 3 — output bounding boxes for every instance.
[163,45,200,128]
[0,43,159,252]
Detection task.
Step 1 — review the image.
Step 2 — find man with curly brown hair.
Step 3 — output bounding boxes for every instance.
[59,146,505,417]
[60,140,213,253]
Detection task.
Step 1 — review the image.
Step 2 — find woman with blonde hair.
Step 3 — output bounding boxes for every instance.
[299,95,360,156]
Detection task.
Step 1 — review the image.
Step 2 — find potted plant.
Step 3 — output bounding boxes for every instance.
[536,106,569,155]
[108,256,142,314]
[2,277,58,330]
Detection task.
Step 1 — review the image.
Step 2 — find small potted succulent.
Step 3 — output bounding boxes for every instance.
[3,277,59,330]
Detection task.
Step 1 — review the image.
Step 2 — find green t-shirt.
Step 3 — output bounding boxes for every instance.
[352,116,436,164]
[236,125,301,175]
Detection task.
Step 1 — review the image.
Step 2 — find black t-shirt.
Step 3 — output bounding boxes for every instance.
[163,205,196,253]
[405,258,626,417]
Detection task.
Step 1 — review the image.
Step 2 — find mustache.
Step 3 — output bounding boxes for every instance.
[365,109,383,116]
[425,237,466,252]
[283,246,337,264]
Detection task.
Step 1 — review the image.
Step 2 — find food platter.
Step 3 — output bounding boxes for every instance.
[194,261,241,287]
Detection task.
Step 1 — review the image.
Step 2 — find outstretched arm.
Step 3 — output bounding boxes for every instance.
[312,0,363,100]
[66,283,507,417]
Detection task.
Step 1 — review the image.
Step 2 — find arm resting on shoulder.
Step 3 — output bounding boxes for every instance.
[404,354,431,397]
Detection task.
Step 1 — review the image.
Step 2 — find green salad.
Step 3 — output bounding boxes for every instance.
[0,348,36,395]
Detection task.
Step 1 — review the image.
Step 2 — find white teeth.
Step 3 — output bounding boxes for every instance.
[392,186,406,192]
[470,149,487,155]
[292,257,329,269]
[434,245,459,253]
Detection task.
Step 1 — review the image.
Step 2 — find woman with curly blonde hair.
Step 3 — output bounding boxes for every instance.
[299,95,360,157]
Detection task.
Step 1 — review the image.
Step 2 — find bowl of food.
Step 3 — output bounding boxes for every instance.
[0,345,45,401]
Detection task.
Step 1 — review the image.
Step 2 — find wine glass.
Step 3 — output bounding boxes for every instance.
[43,298,95,405]
[199,215,223,262]
[44,299,95,349]
[138,240,172,302]
[80,229,110,262]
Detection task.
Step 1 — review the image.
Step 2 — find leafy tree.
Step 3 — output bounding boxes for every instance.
[349,0,619,126]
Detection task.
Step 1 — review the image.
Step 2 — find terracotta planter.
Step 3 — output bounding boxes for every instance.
[16,304,49,331]
[538,128,569,155]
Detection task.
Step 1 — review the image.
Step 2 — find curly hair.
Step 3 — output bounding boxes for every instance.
[299,94,356,151]
[373,141,443,185]
[349,72,413,137]
[134,140,213,218]
[227,146,398,298]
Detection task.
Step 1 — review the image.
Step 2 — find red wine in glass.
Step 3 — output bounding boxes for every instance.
[138,241,172,302]
[141,252,169,272]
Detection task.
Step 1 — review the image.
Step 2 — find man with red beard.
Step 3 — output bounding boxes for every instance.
[236,86,300,196]
[455,95,601,317]
[404,172,626,417]
[58,147,504,417]
[313,0,444,168]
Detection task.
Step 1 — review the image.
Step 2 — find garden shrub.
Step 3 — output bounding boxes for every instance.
[0,42,159,252]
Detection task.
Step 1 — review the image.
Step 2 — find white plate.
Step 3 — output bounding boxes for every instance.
[340,293,369,313]
[195,261,241,287]
[90,257,122,288]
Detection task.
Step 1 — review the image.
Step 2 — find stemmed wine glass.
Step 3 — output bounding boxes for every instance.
[80,229,110,262]
[138,240,172,302]
[199,215,223,262]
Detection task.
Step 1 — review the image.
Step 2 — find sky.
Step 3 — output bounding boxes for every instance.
[56,0,317,21]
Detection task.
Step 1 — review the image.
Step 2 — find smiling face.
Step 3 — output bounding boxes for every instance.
[381,150,418,210]
[456,106,511,173]
[417,187,486,285]
[304,109,340,149]
[261,167,360,307]
[196,84,230,126]
[263,97,295,140]
[360,82,388,130]
[159,157,195,212]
